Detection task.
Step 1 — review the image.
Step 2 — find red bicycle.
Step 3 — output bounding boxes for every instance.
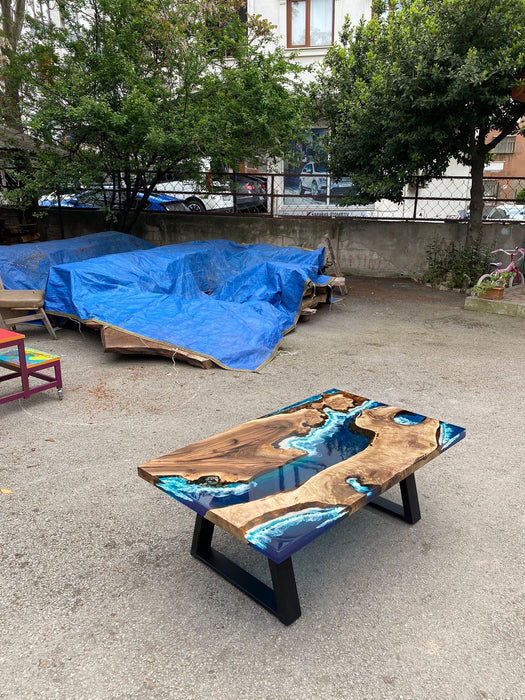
[476,247,525,287]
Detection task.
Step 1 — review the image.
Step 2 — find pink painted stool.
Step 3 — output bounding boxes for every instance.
[0,328,63,405]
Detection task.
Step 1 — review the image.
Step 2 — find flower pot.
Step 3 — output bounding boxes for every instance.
[479,286,505,300]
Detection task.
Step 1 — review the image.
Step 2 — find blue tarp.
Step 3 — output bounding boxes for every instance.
[0,231,154,290]
[44,239,331,371]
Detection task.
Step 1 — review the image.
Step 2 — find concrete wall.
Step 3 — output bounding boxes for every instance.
[29,208,525,278]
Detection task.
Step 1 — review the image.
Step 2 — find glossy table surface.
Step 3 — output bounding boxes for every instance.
[138,389,465,563]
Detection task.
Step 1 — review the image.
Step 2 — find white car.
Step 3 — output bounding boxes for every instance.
[299,162,328,196]
[485,204,525,221]
[155,171,267,213]
[154,178,234,213]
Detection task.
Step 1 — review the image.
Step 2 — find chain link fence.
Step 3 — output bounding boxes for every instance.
[267,173,525,221]
[4,170,525,222]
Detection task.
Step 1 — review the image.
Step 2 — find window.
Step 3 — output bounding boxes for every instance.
[238,1,247,24]
[483,180,499,198]
[492,136,516,154]
[376,1,402,18]
[287,0,334,48]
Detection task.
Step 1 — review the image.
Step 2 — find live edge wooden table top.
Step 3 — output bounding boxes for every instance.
[138,389,465,624]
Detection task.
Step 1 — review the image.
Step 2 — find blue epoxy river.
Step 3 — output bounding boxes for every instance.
[245,506,347,555]
[158,401,379,511]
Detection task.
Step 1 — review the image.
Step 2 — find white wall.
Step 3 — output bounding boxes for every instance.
[250,0,372,72]
[27,1,63,25]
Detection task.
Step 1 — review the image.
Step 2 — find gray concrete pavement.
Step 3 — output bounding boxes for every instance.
[1,277,523,700]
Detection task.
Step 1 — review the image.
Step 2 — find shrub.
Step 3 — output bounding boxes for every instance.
[423,238,493,291]
[515,187,525,203]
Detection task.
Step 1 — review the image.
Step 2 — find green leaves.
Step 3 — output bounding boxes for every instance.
[13,0,307,230]
[317,0,525,224]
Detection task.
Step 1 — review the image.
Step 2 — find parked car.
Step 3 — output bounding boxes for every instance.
[484,204,525,221]
[299,162,328,196]
[39,188,188,212]
[154,179,234,212]
[329,176,354,200]
[228,174,267,212]
[155,173,267,213]
[298,162,353,201]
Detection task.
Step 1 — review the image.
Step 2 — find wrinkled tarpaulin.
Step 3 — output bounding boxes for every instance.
[0,231,154,290]
[44,239,331,371]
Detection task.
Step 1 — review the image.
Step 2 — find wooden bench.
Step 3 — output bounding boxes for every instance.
[0,274,57,340]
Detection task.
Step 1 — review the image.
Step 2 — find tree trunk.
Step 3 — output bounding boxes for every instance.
[1,2,40,227]
[467,146,486,243]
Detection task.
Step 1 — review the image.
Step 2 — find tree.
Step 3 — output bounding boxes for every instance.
[16,0,306,231]
[0,1,31,217]
[316,0,525,240]
[0,0,33,132]
[1,2,67,223]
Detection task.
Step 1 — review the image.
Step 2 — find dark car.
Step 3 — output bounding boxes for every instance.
[329,177,354,201]
[228,174,267,212]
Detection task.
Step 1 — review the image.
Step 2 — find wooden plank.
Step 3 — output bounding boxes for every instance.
[83,320,103,330]
[321,235,348,295]
[100,326,215,369]
[298,308,316,320]
[330,276,346,289]
[76,278,335,369]
[300,297,321,312]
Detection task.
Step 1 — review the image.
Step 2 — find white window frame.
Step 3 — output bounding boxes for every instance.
[492,136,516,155]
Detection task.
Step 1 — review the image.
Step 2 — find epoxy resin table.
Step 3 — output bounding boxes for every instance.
[138,390,465,624]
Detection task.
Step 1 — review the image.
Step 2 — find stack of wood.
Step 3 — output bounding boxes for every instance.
[299,279,332,320]
[97,236,347,368]
[0,221,40,245]
[299,235,347,320]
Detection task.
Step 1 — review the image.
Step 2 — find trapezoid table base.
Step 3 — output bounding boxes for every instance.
[190,474,420,625]
[367,473,421,524]
[191,514,301,625]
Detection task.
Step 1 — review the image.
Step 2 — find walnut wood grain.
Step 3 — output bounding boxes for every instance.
[138,391,366,486]
[100,326,215,367]
[206,406,441,542]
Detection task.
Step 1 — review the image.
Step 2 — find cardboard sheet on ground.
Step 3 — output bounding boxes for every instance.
[44,239,331,371]
[0,231,154,290]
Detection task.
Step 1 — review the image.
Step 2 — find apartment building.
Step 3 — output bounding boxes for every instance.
[246,1,376,215]
[483,131,525,203]
[249,0,371,67]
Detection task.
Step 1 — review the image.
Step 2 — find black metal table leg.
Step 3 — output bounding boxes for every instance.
[367,473,421,524]
[191,511,215,556]
[190,514,301,625]
[268,558,301,626]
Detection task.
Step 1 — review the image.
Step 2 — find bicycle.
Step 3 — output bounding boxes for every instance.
[476,247,525,288]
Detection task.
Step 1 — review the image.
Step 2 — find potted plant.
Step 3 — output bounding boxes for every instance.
[472,271,514,300]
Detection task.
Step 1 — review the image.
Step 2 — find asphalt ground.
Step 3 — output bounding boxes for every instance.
[1,277,523,700]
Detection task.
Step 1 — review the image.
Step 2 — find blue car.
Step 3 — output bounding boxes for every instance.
[39,188,188,212]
